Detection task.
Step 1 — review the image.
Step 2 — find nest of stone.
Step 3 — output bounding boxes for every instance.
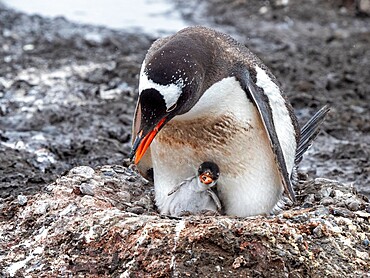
[1,165,369,277]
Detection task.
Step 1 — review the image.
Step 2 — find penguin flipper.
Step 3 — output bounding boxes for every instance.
[295,105,330,164]
[207,189,222,211]
[167,176,194,196]
[167,182,185,196]
[236,69,296,202]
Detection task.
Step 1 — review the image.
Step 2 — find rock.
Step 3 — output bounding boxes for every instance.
[321,197,334,206]
[259,6,269,15]
[79,183,96,196]
[17,194,28,206]
[34,201,50,215]
[363,239,370,246]
[69,166,95,180]
[232,255,246,269]
[347,200,361,211]
[357,0,370,15]
[274,0,289,7]
[312,224,323,237]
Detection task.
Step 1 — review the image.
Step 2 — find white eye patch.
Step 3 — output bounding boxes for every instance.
[139,66,183,110]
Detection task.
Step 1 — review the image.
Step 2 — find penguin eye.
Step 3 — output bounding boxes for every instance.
[200,173,213,185]
[166,103,177,112]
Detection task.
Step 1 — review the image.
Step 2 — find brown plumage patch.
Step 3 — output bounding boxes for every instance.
[156,114,251,155]
[152,112,276,177]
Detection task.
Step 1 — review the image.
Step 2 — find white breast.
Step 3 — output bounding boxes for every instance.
[150,77,294,217]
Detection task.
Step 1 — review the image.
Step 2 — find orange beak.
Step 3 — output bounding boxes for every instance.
[199,172,214,185]
[132,118,166,164]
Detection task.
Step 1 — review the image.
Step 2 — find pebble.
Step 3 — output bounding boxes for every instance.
[60,204,77,216]
[356,250,369,261]
[313,225,323,238]
[326,73,341,90]
[295,214,309,222]
[357,0,370,15]
[101,167,115,177]
[274,0,289,6]
[295,235,304,243]
[302,202,313,208]
[362,239,369,247]
[117,191,131,202]
[113,165,128,174]
[84,32,104,44]
[314,207,330,216]
[354,211,370,219]
[33,246,44,255]
[126,206,145,214]
[319,187,332,198]
[79,183,95,196]
[348,224,357,233]
[304,194,315,203]
[135,196,153,210]
[35,201,50,215]
[366,206,370,213]
[17,194,28,206]
[321,197,334,206]
[347,201,360,211]
[232,256,245,269]
[333,190,344,198]
[259,6,269,14]
[330,208,354,218]
[69,166,95,180]
[23,44,35,51]
[336,201,346,207]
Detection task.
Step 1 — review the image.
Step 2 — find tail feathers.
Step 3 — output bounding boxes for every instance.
[295,105,330,164]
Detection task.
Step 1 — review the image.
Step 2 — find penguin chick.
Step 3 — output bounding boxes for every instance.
[164,161,221,217]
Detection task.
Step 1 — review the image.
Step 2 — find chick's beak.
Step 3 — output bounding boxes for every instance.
[130,117,166,164]
[199,172,214,185]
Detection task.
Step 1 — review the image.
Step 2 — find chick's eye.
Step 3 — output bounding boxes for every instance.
[200,174,213,185]
[166,103,177,112]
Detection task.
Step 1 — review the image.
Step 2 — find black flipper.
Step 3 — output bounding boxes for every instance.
[295,105,330,164]
[236,68,296,202]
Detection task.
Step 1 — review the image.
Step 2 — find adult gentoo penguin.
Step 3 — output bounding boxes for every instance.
[130,26,329,217]
[166,161,222,216]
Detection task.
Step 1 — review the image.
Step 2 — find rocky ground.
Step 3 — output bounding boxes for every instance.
[1,165,369,277]
[0,0,369,276]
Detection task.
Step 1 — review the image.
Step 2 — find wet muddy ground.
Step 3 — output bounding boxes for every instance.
[0,0,369,202]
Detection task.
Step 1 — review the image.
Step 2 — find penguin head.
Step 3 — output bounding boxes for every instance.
[198,161,220,188]
[130,41,208,164]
